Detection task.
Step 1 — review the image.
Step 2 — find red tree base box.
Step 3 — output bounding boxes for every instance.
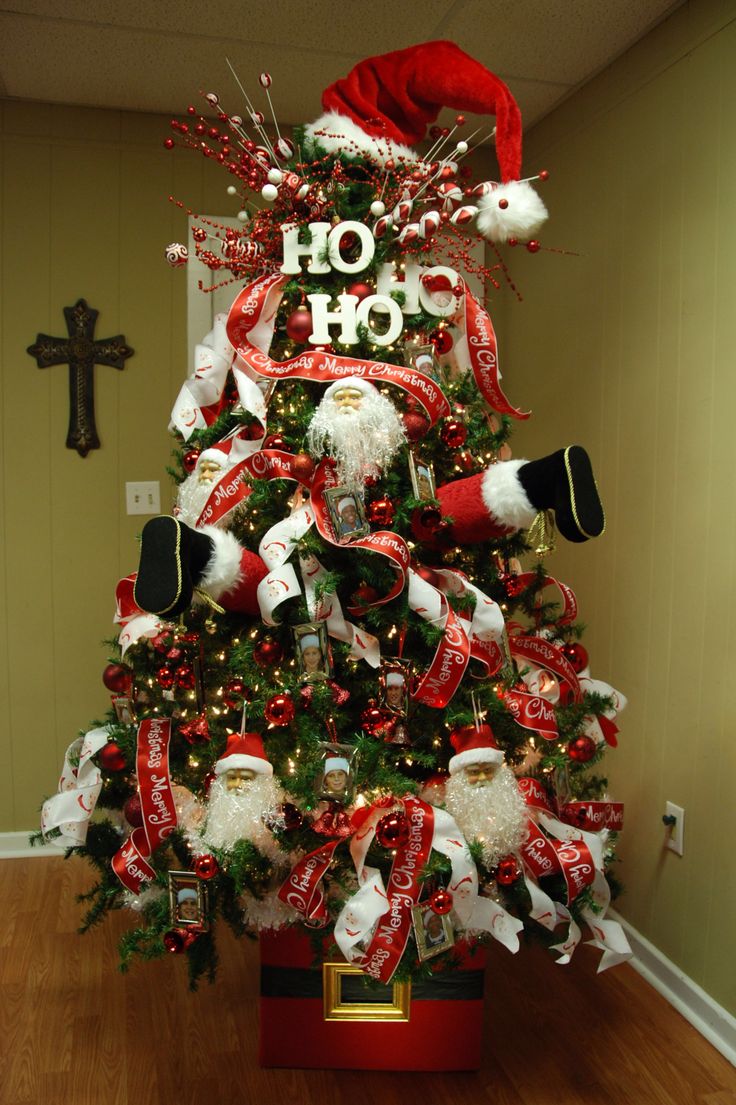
[259,928,487,1071]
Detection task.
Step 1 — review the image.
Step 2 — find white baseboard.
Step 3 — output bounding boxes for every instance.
[0,830,63,859]
[609,908,736,1067]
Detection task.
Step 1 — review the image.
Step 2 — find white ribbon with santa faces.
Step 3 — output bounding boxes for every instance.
[300,553,381,668]
[256,501,314,626]
[41,728,112,846]
[170,314,235,439]
[334,800,523,970]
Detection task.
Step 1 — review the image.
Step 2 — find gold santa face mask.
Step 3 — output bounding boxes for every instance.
[463,762,499,787]
[225,767,257,791]
[331,386,364,411]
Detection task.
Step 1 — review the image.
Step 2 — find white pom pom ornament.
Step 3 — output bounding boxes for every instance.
[475,180,548,244]
[261,183,279,202]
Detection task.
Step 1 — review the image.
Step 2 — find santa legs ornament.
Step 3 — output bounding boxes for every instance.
[134,516,267,618]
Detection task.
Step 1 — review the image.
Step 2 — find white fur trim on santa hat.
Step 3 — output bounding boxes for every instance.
[481,460,537,530]
[448,746,504,775]
[198,526,243,601]
[215,753,274,777]
[475,180,548,244]
[198,447,228,466]
[323,376,377,399]
[305,111,419,167]
[324,756,350,773]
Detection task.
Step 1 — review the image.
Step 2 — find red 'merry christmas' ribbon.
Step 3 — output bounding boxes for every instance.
[277,838,340,924]
[111,718,177,894]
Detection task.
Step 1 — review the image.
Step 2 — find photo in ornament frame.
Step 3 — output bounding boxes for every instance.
[323,486,369,543]
[408,453,436,502]
[403,340,440,381]
[411,903,454,961]
[293,621,332,682]
[112,696,136,725]
[379,658,411,717]
[168,870,209,930]
[315,741,357,803]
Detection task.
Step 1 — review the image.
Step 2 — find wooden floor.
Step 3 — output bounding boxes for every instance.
[1,857,734,1105]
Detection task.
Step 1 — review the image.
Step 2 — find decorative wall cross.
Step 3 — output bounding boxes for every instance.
[27,299,134,457]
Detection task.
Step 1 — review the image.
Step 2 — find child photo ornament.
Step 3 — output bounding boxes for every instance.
[293,622,331,682]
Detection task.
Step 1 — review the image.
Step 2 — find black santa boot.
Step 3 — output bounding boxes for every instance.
[517,445,605,543]
[134,516,215,617]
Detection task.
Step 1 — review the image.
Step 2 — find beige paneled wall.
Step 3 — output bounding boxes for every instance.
[0,102,225,831]
[500,0,736,1015]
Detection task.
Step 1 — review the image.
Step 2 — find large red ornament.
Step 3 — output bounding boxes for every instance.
[102,663,133,694]
[163,928,198,954]
[262,432,287,450]
[285,307,313,343]
[253,637,284,667]
[562,642,589,673]
[496,856,521,886]
[568,735,597,763]
[402,411,430,442]
[375,811,410,849]
[428,887,454,915]
[156,666,175,690]
[291,453,315,483]
[264,693,295,727]
[194,854,219,880]
[440,419,467,448]
[347,281,373,301]
[123,794,143,826]
[367,497,395,526]
[99,742,126,772]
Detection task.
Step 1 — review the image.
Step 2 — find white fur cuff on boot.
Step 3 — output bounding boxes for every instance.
[198,527,244,601]
[481,460,537,530]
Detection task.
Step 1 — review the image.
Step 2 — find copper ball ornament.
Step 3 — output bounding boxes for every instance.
[375,811,410,849]
[567,735,597,763]
[291,453,315,482]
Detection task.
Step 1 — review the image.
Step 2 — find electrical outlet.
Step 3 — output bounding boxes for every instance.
[665,801,685,856]
[126,481,160,515]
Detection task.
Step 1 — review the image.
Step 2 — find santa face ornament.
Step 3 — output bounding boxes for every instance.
[306,376,406,492]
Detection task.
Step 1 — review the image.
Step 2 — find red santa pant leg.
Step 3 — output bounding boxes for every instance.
[414,459,538,545]
[198,527,268,616]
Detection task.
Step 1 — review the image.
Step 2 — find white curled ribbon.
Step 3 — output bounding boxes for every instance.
[407,567,505,657]
[169,314,235,439]
[300,553,381,668]
[41,727,112,847]
[334,802,523,967]
[256,502,314,626]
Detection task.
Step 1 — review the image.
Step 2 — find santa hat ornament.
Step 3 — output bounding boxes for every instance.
[304,40,547,243]
[215,731,273,776]
[448,721,504,775]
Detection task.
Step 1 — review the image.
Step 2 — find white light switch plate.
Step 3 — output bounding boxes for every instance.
[126,481,161,515]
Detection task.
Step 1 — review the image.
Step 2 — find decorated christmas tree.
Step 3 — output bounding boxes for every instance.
[40,41,630,1042]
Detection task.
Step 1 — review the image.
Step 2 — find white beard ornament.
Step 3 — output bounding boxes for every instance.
[306,376,406,493]
[444,722,527,869]
[176,447,231,527]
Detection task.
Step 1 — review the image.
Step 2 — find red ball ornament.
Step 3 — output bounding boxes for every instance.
[351,581,380,606]
[262,433,287,450]
[361,703,386,735]
[402,411,430,442]
[367,497,395,527]
[166,645,184,663]
[285,307,313,343]
[440,419,467,449]
[191,227,207,243]
[538,169,550,182]
[163,928,197,954]
[568,735,597,763]
[291,453,315,482]
[562,642,589,673]
[375,811,410,849]
[123,794,143,827]
[264,692,295,727]
[253,636,284,667]
[526,240,541,253]
[175,663,196,690]
[99,741,126,772]
[163,138,175,149]
[194,854,219,880]
[428,887,454,915]
[426,327,450,353]
[504,575,526,598]
[156,666,175,690]
[496,856,521,886]
[347,281,373,301]
[183,448,200,473]
[222,677,247,709]
[102,663,133,694]
[419,505,442,531]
